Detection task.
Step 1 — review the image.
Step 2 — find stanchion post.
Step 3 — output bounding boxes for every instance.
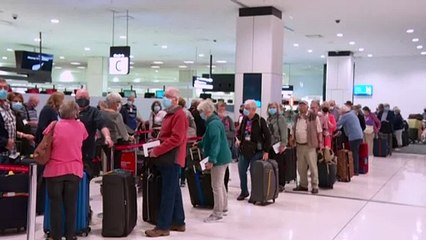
[26,163,37,240]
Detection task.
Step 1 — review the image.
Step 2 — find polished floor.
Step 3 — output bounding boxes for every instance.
[4,152,426,240]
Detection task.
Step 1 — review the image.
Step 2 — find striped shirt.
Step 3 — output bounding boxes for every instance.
[0,102,17,156]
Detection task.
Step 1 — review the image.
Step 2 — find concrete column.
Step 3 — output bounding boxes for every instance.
[234,6,284,118]
[326,52,355,105]
[86,57,108,96]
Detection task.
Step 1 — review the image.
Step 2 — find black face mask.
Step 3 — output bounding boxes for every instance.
[322,107,329,113]
[76,98,90,108]
[239,109,244,114]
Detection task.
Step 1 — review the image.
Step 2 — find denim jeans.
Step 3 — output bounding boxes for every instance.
[238,152,263,195]
[156,164,185,230]
[349,139,363,175]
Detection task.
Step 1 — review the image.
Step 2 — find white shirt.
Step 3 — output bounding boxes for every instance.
[295,113,322,144]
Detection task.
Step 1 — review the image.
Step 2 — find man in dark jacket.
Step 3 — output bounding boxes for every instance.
[236,99,272,201]
[189,99,206,137]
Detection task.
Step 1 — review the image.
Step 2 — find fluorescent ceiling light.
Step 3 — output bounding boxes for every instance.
[337,33,344,37]
[120,35,127,39]
[412,38,420,42]
[2,56,7,60]
[417,45,423,49]
[133,78,141,83]
[307,49,313,53]
[54,66,62,69]
[6,48,13,52]
[358,48,365,52]
[367,54,373,58]
[198,54,205,57]
[155,70,159,73]
[206,65,216,68]
[178,65,188,69]
[50,19,60,24]
[406,29,414,34]
[184,60,194,64]
[421,51,426,55]
[59,56,65,59]
[70,62,81,65]
[130,55,134,59]
[151,65,160,69]
[130,62,134,65]
[161,45,168,49]
[130,66,134,69]
[320,55,325,58]
[293,43,299,47]
[77,66,86,69]
[216,60,227,63]
[112,77,119,82]
[349,41,356,45]
[153,61,164,64]
[84,47,91,51]
[34,38,41,42]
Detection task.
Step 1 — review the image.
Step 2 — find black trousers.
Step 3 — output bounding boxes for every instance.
[270,150,286,187]
[46,174,80,240]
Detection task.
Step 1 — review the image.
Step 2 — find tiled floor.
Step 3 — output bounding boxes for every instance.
[3,152,426,240]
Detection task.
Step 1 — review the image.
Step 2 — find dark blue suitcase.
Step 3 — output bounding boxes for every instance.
[373,138,388,157]
[43,172,90,237]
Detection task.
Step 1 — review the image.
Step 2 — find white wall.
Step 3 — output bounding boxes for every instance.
[354,56,426,119]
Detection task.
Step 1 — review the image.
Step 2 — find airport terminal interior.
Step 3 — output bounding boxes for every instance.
[1,0,426,240]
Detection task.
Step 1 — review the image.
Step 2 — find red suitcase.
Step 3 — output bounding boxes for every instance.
[359,143,369,174]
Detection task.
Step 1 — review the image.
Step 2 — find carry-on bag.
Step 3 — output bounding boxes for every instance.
[43,172,90,237]
[283,147,297,184]
[142,167,161,225]
[336,150,354,182]
[102,169,137,237]
[359,143,369,174]
[318,149,337,189]
[373,137,389,157]
[250,159,279,205]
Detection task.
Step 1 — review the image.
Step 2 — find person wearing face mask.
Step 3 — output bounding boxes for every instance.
[7,92,35,156]
[24,95,40,135]
[121,95,142,131]
[329,100,340,121]
[236,100,272,201]
[149,101,167,138]
[319,101,336,149]
[216,102,235,154]
[0,79,17,164]
[267,102,288,192]
[146,87,188,237]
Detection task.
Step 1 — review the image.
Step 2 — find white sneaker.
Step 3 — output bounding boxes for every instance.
[203,214,223,223]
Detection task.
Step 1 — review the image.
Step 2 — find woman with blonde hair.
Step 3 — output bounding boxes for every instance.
[36,92,65,145]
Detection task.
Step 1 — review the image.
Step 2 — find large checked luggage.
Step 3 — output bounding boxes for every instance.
[43,172,90,237]
[283,147,297,184]
[336,150,354,182]
[102,170,137,237]
[250,159,279,205]
[359,143,369,174]
[374,137,389,157]
[0,171,28,233]
[142,167,161,225]
[318,149,337,189]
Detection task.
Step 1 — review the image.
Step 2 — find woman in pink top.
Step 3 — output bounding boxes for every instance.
[319,102,336,149]
[43,100,88,240]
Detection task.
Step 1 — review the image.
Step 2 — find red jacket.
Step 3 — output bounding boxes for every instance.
[151,106,188,168]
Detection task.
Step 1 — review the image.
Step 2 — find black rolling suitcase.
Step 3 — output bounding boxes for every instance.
[318,150,337,189]
[0,172,28,233]
[250,159,279,205]
[102,170,137,237]
[283,147,297,183]
[142,167,161,225]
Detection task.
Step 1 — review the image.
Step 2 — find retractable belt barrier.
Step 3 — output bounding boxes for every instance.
[0,164,29,173]
[134,129,153,136]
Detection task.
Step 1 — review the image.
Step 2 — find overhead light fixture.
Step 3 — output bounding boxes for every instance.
[6,48,13,52]
[133,78,141,83]
[112,77,119,82]
[161,45,168,49]
[198,53,205,57]
[337,33,344,37]
[216,60,227,64]
[50,19,60,24]
[289,16,294,20]
[307,49,313,53]
[421,51,426,55]
[155,70,159,73]
[184,60,194,64]
[130,66,134,69]
[417,45,423,49]
[130,62,134,65]
[349,41,356,45]
[412,38,420,42]
[151,65,160,69]
[1,56,7,60]
[70,62,81,65]
[206,65,216,68]
[84,47,91,51]
[120,35,127,39]
[358,48,365,52]
[367,54,373,58]
[320,55,325,59]
[77,66,86,69]
[54,66,62,69]
[293,43,299,47]
[130,55,134,59]
[179,65,188,69]
[59,56,65,59]
[34,38,41,42]
[406,29,414,34]
[153,61,164,64]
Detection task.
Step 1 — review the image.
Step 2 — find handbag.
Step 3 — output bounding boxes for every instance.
[33,121,57,165]
[364,125,374,134]
[151,148,179,167]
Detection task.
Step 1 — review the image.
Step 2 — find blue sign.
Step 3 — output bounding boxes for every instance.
[354,85,373,96]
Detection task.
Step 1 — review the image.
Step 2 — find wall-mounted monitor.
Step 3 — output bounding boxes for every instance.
[201,74,235,92]
[155,90,165,98]
[243,73,262,107]
[123,90,136,98]
[354,85,373,96]
[15,51,54,72]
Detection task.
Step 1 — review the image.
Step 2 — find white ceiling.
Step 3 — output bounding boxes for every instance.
[0,0,425,83]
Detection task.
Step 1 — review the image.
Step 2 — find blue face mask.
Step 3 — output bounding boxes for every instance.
[162,97,172,109]
[11,102,23,111]
[200,112,207,120]
[0,89,7,100]
[268,108,277,115]
[243,109,250,117]
[154,105,161,113]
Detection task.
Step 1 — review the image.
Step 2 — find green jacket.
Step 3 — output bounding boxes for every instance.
[198,115,232,166]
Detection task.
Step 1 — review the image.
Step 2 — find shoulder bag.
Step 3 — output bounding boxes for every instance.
[33,121,57,165]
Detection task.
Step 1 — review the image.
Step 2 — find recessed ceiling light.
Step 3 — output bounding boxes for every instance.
[153,61,164,64]
[307,49,313,53]
[367,54,373,58]
[130,55,134,59]
[337,33,344,37]
[34,38,41,42]
[198,54,205,57]
[50,19,60,24]
[77,66,86,69]
[130,66,134,69]
[70,62,81,65]
[151,66,160,69]
[421,51,426,55]
[130,62,134,65]
[216,60,227,64]
[120,35,127,39]
[54,66,62,69]
[155,70,159,73]
[349,41,356,45]
[293,43,299,47]
[358,48,365,52]
[206,65,216,68]
[406,29,414,34]
[6,48,13,52]
[184,61,194,64]
[84,47,91,51]
[412,38,420,42]
[417,45,423,49]
[320,55,325,58]
[133,78,141,83]
[112,77,119,82]
[1,56,7,60]
[178,65,188,69]
[59,56,65,60]
[289,16,294,20]
[161,45,168,49]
